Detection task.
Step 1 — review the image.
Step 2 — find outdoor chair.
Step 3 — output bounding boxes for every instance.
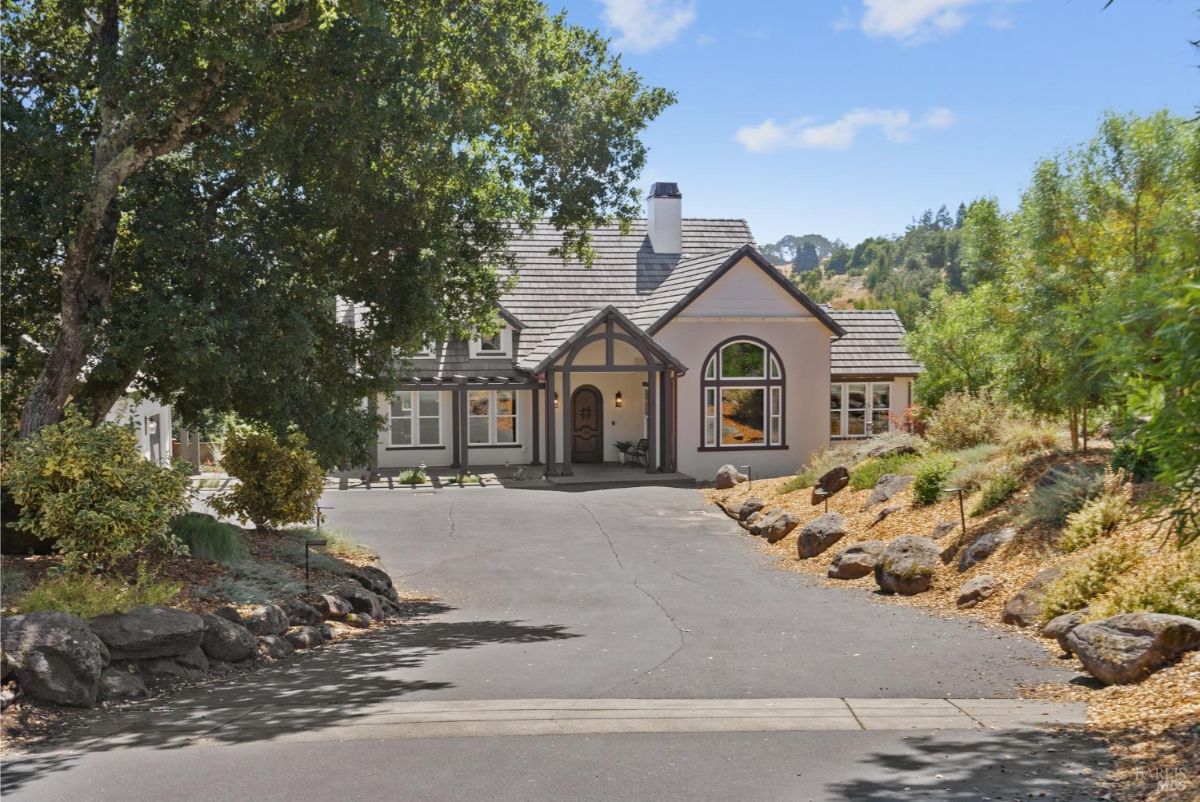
[629,438,649,465]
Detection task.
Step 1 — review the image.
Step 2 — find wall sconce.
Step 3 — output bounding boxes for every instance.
[614,391,623,408]
[553,392,559,409]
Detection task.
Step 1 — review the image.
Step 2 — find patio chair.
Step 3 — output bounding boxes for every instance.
[629,438,649,465]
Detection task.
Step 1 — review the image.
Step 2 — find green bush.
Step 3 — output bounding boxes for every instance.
[924,392,1007,451]
[912,456,955,506]
[397,468,427,485]
[19,565,181,618]
[1000,422,1060,456]
[3,409,190,570]
[1041,542,1142,622]
[850,452,921,491]
[170,512,248,564]
[1090,544,1200,619]
[1058,470,1131,553]
[206,560,302,604]
[1020,465,1105,528]
[211,429,325,530]
[970,466,1022,516]
[1109,439,1157,483]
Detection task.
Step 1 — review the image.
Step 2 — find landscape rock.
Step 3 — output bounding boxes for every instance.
[257,634,295,659]
[318,623,334,641]
[957,527,1016,572]
[1,611,110,707]
[344,613,372,629]
[347,566,395,599]
[212,606,243,624]
[827,541,885,580]
[243,604,290,636]
[1001,567,1063,628]
[98,667,148,702]
[89,606,205,660]
[279,599,324,627]
[862,474,914,509]
[956,575,999,608]
[314,594,354,620]
[866,441,919,460]
[724,497,764,522]
[714,464,748,490]
[1043,609,1089,655]
[796,513,848,558]
[284,626,325,650]
[140,646,209,681]
[930,520,958,540]
[1,687,17,710]
[868,505,899,529]
[200,613,257,663]
[1066,613,1200,685]
[334,583,385,620]
[747,510,801,544]
[811,467,850,506]
[874,536,940,596]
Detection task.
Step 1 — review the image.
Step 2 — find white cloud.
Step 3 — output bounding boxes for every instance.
[735,107,955,153]
[601,0,697,52]
[860,0,982,44]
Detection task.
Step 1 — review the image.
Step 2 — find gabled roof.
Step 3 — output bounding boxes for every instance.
[627,248,741,329]
[521,305,686,374]
[827,309,923,377]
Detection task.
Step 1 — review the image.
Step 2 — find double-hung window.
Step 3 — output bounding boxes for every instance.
[701,338,785,449]
[468,390,517,445]
[390,391,441,447]
[829,382,891,438]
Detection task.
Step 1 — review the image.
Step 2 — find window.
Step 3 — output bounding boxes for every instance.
[830,382,892,439]
[390,391,441,447]
[468,389,517,445]
[701,338,784,449]
[469,326,511,358]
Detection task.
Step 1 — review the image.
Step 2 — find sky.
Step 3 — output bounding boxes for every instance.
[555,0,1198,245]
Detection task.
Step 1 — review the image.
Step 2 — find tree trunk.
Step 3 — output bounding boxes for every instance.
[1069,408,1080,452]
[1082,406,1089,454]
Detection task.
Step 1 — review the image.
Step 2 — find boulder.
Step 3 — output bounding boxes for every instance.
[714,464,748,490]
[827,541,885,580]
[314,594,353,620]
[344,612,372,629]
[212,606,243,624]
[874,536,940,596]
[725,497,764,522]
[333,583,384,620]
[284,626,325,650]
[243,604,289,636]
[956,575,999,608]
[257,634,295,659]
[140,646,209,681]
[200,613,257,663]
[1,687,17,710]
[747,510,801,544]
[1066,613,1200,685]
[1001,567,1063,628]
[862,474,914,509]
[89,606,205,660]
[868,505,899,529]
[796,513,848,558]
[279,599,323,627]
[866,441,919,460]
[98,667,148,702]
[811,466,850,506]
[318,623,334,641]
[1043,609,1089,655]
[929,520,958,540]
[1,611,110,707]
[347,566,395,598]
[957,527,1016,572]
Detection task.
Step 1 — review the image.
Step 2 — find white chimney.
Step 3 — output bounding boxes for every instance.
[647,182,682,254]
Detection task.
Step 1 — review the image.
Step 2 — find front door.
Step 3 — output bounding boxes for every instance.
[571,386,603,463]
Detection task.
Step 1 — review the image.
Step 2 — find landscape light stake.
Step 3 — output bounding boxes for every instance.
[741,465,752,493]
[944,487,966,536]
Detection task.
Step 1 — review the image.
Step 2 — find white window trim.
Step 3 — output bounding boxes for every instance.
[702,341,784,449]
[469,326,512,359]
[389,391,442,447]
[467,389,518,445]
[830,382,892,439]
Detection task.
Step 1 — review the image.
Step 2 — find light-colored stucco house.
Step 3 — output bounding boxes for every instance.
[371,183,920,480]
[105,393,173,467]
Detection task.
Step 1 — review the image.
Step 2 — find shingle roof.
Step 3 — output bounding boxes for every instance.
[627,248,741,328]
[827,309,922,377]
[521,305,686,373]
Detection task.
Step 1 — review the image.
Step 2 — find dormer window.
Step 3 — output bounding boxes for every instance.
[469,326,512,358]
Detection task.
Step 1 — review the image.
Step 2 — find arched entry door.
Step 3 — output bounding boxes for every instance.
[571,386,604,463]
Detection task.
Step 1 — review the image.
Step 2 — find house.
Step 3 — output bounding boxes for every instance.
[105,393,173,467]
[372,183,920,480]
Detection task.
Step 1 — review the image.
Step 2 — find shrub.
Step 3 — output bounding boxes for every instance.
[924,392,1007,451]
[1109,439,1158,483]
[1041,542,1143,622]
[1090,543,1200,619]
[970,465,1022,516]
[1001,422,1060,456]
[912,456,955,506]
[211,429,325,530]
[397,468,427,485]
[1020,465,1105,528]
[782,447,852,493]
[1058,470,1132,552]
[170,512,248,564]
[206,560,302,604]
[3,409,190,570]
[850,452,921,491]
[19,565,181,618]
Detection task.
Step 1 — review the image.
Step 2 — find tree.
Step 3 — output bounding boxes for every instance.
[2,1,673,452]
[905,286,1003,408]
[792,242,820,272]
[960,198,1007,287]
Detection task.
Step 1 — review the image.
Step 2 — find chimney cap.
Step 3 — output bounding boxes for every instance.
[648,182,682,199]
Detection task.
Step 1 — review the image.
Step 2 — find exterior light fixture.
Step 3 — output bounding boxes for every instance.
[614,391,623,408]
[554,392,559,409]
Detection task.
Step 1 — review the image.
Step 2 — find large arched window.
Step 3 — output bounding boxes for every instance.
[701,337,784,449]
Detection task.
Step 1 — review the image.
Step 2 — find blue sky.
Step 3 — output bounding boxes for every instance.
[556,0,1198,244]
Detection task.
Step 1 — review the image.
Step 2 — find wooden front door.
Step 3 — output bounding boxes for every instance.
[571,386,603,463]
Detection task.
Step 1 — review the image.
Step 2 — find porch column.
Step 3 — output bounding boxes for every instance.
[366,395,380,477]
[560,368,573,476]
[450,385,461,468]
[544,371,556,477]
[646,366,658,473]
[457,379,470,473]
[669,371,679,472]
[530,384,541,465]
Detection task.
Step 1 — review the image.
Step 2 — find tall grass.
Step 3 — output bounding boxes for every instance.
[171,512,248,564]
[1020,465,1105,528]
[206,560,302,604]
[970,466,1022,516]
[19,567,180,618]
[1090,543,1200,619]
[1041,542,1143,622]
[283,527,377,562]
[1058,470,1132,552]
[850,452,921,491]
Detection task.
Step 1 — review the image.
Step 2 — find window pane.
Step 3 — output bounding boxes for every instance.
[390,394,412,417]
[721,388,765,445]
[847,384,866,410]
[830,412,842,436]
[418,417,439,445]
[496,415,516,443]
[848,410,866,436]
[769,356,781,379]
[418,391,440,416]
[770,387,782,445]
[391,417,413,446]
[495,390,515,416]
[829,385,842,411]
[468,418,490,444]
[468,391,490,416]
[478,331,503,351]
[872,410,890,435]
[720,342,765,378]
[705,418,716,447]
[704,358,717,380]
[872,384,890,411]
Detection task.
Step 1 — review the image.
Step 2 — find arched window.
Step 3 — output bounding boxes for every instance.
[702,338,784,449]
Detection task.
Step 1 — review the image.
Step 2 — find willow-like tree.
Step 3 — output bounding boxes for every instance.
[2,1,672,464]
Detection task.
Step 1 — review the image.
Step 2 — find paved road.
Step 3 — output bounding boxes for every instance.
[3,485,1107,800]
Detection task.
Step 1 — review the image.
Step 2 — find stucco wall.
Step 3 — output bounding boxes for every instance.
[375,389,535,470]
[105,395,173,467]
